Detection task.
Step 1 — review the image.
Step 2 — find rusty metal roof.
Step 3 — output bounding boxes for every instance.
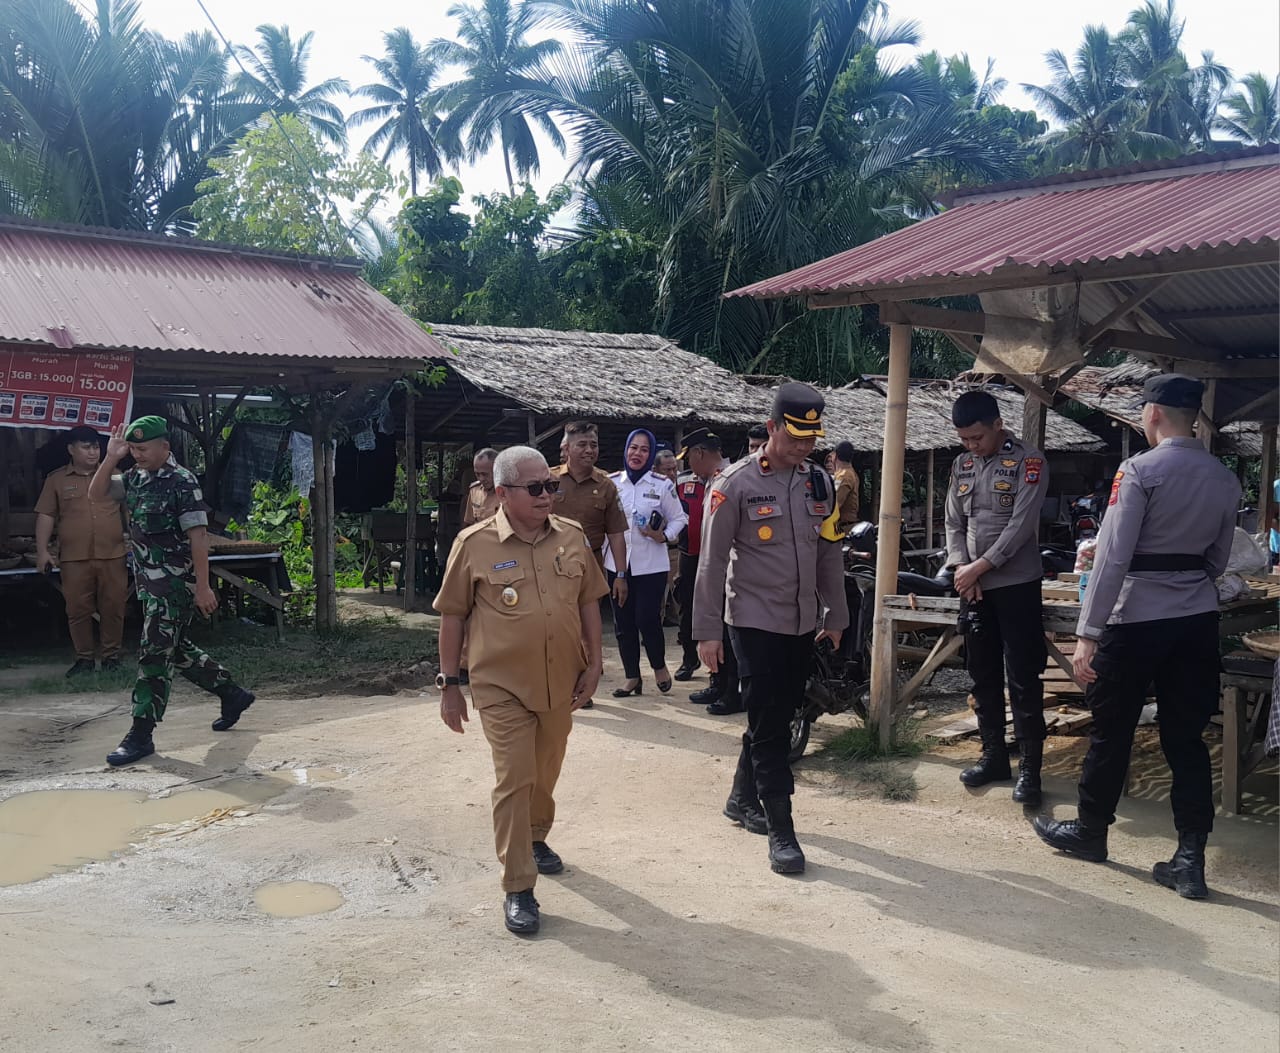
[728,152,1280,302]
[0,216,446,366]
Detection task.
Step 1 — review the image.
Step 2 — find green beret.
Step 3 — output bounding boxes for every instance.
[125,415,169,442]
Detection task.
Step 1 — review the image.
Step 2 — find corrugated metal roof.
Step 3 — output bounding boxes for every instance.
[0,217,446,364]
[729,160,1280,301]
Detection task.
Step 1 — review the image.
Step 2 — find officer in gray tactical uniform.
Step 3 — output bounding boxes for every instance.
[90,416,254,767]
[1036,375,1239,899]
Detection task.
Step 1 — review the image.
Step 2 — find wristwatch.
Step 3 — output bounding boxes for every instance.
[615,571,627,580]
[436,673,462,688]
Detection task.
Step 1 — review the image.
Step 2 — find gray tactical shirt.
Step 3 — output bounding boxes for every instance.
[945,433,1048,590]
[1077,436,1239,640]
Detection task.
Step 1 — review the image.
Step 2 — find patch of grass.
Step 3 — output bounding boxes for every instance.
[817,722,926,802]
[855,762,919,802]
[8,667,137,695]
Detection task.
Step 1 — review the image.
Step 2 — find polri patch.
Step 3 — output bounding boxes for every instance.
[994,480,1012,492]
[1001,458,1019,468]
[492,560,518,570]
[999,494,1014,507]
[708,490,728,514]
[1108,471,1124,506]
[957,483,971,495]
[1023,456,1043,484]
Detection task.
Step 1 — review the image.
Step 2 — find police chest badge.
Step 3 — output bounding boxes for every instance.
[1001,458,1018,468]
[757,525,774,541]
[957,483,971,495]
[1024,457,1043,484]
[998,494,1014,507]
[500,586,519,608]
[994,480,1012,492]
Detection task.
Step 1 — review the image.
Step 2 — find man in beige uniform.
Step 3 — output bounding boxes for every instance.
[550,421,628,586]
[35,425,128,676]
[434,445,608,936]
[460,447,500,528]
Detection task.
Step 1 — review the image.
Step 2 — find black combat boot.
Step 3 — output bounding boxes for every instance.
[1152,832,1209,899]
[959,729,1012,787]
[65,658,96,678]
[107,717,156,767]
[1033,813,1108,862]
[761,796,805,874]
[723,751,768,835]
[212,685,255,731]
[1011,740,1044,807]
[690,675,720,705]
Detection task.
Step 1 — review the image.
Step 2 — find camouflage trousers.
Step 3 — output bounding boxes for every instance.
[131,591,233,722]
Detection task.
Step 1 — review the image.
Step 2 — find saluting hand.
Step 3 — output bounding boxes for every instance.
[440,685,469,733]
[105,422,130,461]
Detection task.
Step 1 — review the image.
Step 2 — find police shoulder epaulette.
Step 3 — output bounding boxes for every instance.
[715,457,752,484]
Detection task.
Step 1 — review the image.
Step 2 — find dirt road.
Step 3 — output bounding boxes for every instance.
[1,647,1276,1052]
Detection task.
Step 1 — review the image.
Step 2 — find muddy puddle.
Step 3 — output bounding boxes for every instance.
[254,880,344,917]
[0,777,288,887]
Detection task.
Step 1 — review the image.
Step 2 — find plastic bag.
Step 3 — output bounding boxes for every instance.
[1226,527,1268,576]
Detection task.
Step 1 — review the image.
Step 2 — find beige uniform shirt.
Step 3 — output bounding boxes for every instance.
[834,467,860,528]
[460,480,500,528]
[434,508,609,711]
[945,433,1047,590]
[34,465,127,561]
[549,465,627,557]
[693,451,849,640]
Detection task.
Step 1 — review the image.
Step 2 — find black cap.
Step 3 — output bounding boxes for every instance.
[677,427,723,459]
[1136,373,1204,410]
[772,382,826,438]
[66,425,101,445]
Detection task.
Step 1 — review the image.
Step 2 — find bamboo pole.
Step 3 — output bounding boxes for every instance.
[925,448,936,549]
[404,386,418,612]
[869,323,912,749]
[1020,376,1047,450]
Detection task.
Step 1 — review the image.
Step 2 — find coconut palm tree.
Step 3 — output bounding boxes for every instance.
[349,28,448,196]
[429,0,565,193]
[1216,73,1280,144]
[233,24,349,147]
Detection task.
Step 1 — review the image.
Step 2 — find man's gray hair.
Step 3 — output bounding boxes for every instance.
[493,445,548,486]
[474,447,498,464]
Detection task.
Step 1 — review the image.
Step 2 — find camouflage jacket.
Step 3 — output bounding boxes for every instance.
[111,456,209,599]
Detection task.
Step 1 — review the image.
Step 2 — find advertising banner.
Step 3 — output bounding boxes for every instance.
[0,347,134,432]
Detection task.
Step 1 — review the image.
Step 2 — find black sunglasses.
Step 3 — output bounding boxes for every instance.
[505,479,561,497]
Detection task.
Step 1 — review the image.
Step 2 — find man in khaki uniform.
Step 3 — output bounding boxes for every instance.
[460,447,500,528]
[434,445,608,936]
[35,425,128,676]
[550,421,628,596]
[832,441,861,530]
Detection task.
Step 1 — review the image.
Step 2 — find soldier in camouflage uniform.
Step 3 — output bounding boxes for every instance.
[90,416,255,767]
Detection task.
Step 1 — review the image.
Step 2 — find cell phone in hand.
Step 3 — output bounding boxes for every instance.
[647,510,665,532]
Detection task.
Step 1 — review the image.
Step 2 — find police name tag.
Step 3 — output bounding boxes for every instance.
[492,560,518,570]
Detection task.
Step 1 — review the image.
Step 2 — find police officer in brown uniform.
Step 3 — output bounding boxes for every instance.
[434,445,608,935]
[460,447,500,528]
[945,391,1049,805]
[694,383,849,874]
[1035,375,1239,899]
[35,425,128,676]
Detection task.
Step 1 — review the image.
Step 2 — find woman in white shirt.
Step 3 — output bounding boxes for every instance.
[604,429,688,695]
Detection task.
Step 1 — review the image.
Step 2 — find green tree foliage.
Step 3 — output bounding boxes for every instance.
[192,115,392,256]
[233,24,350,147]
[395,177,474,321]
[1216,73,1280,144]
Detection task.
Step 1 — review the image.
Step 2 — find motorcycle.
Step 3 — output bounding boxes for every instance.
[792,522,953,761]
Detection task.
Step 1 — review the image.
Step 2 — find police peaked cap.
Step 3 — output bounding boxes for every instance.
[773,382,826,438]
[677,427,723,459]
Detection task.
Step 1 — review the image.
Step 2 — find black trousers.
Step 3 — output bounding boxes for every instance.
[676,552,699,666]
[964,579,1047,744]
[608,570,668,679]
[1077,611,1220,833]
[729,626,813,799]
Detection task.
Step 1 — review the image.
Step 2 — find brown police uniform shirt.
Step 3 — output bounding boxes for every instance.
[834,467,860,528]
[34,465,127,561]
[549,465,627,559]
[693,451,849,640]
[460,481,501,528]
[434,508,609,712]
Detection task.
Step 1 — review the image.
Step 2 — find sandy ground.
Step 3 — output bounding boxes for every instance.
[1,619,1277,1053]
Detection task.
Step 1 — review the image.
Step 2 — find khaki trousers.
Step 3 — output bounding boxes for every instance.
[477,695,574,893]
[59,558,128,660]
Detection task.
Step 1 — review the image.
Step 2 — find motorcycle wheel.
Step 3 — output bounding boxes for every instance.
[788,713,812,763]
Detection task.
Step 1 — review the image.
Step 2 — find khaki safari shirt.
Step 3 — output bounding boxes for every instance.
[34,465,127,561]
[834,467,860,529]
[461,480,500,528]
[549,465,627,559]
[434,508,609,712]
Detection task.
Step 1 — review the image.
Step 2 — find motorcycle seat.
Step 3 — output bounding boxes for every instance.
[896,570,953,597]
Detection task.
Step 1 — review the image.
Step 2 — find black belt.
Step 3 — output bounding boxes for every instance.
[1128,553,1206,572]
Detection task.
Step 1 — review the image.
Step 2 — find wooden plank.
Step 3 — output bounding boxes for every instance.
[898,631,964,708]
[928,715,978,742]
[209,566,284,610]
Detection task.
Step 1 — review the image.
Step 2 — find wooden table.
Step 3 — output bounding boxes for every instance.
[207,548,289,641]
[1220,652,1276,816]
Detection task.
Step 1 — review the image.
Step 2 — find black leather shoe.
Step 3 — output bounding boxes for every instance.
[99,657,122,673]
[1033,816,1108,862]
[1011,740,1043,806]
[532,840,564,875]
[1153,832,1209,899]
[689,685,719,704]
[107,719,156,767]
[66,658,96,678]
[724,797,768,835]
[504,889,540,934]
[212,687,255,731]
[706,696,743,716]
[674,662,700,681]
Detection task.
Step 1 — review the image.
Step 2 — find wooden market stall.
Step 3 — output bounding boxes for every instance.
[726,146,1280,751]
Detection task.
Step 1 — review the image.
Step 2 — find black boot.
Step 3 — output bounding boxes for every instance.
[960,729,1012,787]
[761,796,805,874]
[1033,814,1108,862]
[212,685,255,731]
[706,693,743,715]
[1011,740,1044,806]
[690,673,720,705]
[1153,832,1209,899]
[107,717,156,767]
[723,751,767,835]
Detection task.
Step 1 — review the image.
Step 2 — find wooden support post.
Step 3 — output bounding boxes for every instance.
[527,411,536,446]
[404,386,418,612]
[925,449,936,549]
[1261,426,1277,551]
[1121,426,1132,460]
[1202,379,1218,454]
[310,398,338,632]
[1020,378,1047,450]
[869,323,912,749]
